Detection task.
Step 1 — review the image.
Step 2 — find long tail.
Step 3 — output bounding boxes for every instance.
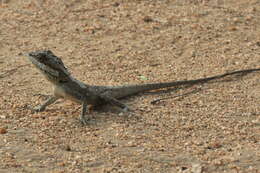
[108,68,260,99]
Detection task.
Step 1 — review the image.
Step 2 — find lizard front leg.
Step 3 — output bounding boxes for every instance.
[33,96,59,112]
[79,101,90,125]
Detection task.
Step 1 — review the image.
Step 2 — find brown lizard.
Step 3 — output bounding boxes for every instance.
[26,50,260,124]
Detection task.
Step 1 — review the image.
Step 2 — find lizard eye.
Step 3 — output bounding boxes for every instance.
[28,52,36,57]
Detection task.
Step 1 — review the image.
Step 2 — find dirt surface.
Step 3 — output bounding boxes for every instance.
[0,0,260,172]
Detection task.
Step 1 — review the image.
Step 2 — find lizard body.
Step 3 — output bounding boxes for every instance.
[26,50,260,124]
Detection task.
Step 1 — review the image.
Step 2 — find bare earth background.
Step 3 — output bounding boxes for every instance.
[0,0,259,172]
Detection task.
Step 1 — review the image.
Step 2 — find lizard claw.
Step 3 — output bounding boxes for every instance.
[80,118,88,125]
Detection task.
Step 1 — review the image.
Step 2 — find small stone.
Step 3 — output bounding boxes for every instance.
[191,163,202,173]
[143,16,153,23]
[113,2,120,7]
[0,115,6,119]
[0,128,7,134]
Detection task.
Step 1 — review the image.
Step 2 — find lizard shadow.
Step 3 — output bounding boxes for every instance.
[83,105,144,126]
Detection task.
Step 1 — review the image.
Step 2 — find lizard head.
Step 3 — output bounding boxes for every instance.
[27,50,71,83]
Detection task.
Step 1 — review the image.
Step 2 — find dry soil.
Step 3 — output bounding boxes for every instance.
[0,0,260,173]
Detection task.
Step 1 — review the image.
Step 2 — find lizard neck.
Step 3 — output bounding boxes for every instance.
[30,57,70,84]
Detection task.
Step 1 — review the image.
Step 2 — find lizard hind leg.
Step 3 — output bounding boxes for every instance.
[99,94,131,112]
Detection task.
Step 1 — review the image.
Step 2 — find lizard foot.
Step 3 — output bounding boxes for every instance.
[119,106,133,116]
[27,105,45,112]
[79,115,90,125]
[33,105,46,112]
[122,106,131,112]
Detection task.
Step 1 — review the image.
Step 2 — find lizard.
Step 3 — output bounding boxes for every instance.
[25,50,260,124]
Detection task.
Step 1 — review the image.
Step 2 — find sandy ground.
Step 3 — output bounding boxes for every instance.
[0,0,260,172]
